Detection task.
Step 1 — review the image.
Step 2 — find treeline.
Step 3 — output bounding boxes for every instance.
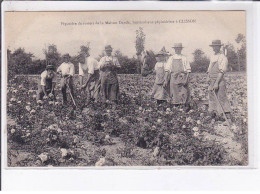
[7,33,246,79]
[7,44,141,79]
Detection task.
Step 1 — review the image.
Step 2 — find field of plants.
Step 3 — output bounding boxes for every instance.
[6,73,248,167]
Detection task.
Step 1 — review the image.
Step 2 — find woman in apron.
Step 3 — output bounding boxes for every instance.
[207,40,232,122]
[151,48,170,105]
[79,52,101,102]
[164,43,191,111]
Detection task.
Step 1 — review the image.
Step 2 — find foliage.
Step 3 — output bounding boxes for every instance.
[190,49,210,72]
[7,73,248,166]
[135,27,146,56]
[43,44,61,68]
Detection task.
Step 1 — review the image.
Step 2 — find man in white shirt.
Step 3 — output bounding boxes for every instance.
[164,43,191,111]
[36,64,56,101]
[79,52,100,101]
[99,45,121,103]
[57,54,75,104]
[207,40,231,122]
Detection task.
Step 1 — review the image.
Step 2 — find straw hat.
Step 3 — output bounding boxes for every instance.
[209,40,223,47]
[46,65,55,70]
[105,45,113,51]
[156,47,170,56]
[63,53,71,59]
[172,43,184,48]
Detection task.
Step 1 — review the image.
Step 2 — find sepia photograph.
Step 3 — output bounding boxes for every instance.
[4,10,248,167]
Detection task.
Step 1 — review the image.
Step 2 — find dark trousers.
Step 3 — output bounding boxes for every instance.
[61,77,74,103]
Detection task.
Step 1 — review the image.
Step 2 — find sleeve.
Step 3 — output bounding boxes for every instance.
[57,64,62,73]
[99,57,105,68]
[183,56,191,73]
[40,72,46,86]
[114,57,121,67]
[219,55,228,73]
[207,57,213,73]
[154,63,159,71]
[52,73,57,83]
[164,56,172,72]
[88,59,95,75]
[78,63,84,76]
[69,63,75,76]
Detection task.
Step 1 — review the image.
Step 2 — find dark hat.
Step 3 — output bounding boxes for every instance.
[46,64,55,70]
[105,45,113,51]
[156,47,170,56]
[209,40,223,47]
[172,43,184,48]
[63,53,71,59]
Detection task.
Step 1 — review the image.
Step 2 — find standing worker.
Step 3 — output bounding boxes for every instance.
[57,54,75,105]
[207,40,232,123]
[99,45,121,104]
[36,64,56,101]
[164,43,191,112]
[79,51,100,102]
[151,48,170,105]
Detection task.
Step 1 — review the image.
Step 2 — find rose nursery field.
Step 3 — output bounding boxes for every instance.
[6,73,248,167]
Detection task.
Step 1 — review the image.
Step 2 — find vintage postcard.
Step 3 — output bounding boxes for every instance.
[4,10,248,167]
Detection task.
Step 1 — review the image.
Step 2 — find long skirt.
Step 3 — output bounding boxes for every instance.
[169,72,190,104]
[151,84,169,101]
[87,70,101,101]
[208,78,232,114]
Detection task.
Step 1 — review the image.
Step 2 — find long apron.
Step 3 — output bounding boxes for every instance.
[151,66,169,100]
[208,61,231,114]
[100,63,119,101]
[169,59,189,104]
[87,70,100,100]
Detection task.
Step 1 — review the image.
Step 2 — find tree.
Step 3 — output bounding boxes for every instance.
[43,44,61,68]
[114,50,139,74]
[235,33,246,71]
[226,42,238,71]
[7,48,34,78]
[135,27,146,56]
[190,49,210,72]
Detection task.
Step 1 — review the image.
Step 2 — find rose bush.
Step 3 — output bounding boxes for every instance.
[7,73,248,166]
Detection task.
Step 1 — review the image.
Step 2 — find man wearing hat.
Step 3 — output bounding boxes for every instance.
[36,64,57,101]
[164,43,191,111]
[57,54,75,104]
[79,51,100,101]
[99,45,121,103]
[151,47,170,105]
[207,40,232,122]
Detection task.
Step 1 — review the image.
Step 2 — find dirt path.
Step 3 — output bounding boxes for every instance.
[202,122,247,165]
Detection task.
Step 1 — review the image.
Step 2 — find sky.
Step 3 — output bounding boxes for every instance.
[5,11,246,61]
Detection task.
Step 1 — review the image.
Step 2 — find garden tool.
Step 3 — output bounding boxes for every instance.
[66,81,76,107]
[213,90,231,129]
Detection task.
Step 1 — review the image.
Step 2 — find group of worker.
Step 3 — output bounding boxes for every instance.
[36,40,232,123]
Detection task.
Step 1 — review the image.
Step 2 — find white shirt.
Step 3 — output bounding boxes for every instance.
[154,62,165,71]
[207,53,228,73]
[57,62,75,77]
[79,57,99,76]
[165,54,191,73]
[99,56,120,68]
[40,70,57,86]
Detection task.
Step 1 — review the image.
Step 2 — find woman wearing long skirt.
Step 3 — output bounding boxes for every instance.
[79,52,100,102]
